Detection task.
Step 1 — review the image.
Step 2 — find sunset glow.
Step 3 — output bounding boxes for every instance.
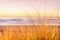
[0,0,60,17]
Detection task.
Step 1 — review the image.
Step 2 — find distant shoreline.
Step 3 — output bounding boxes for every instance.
[0,17,59,24]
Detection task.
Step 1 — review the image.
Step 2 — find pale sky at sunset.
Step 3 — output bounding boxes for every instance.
[0,0,60,17]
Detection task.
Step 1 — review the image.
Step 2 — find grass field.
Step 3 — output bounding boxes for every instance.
[0,24,59,40]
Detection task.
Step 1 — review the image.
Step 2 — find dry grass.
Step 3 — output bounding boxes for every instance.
[0,25,59,40]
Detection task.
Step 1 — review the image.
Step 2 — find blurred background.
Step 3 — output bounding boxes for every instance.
[0,0,60,17]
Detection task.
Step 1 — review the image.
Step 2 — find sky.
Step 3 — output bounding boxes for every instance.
[0,0,40,12]
[0,0,60,17]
